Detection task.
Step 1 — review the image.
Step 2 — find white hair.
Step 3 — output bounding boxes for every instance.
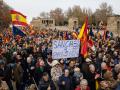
[13,52,17,56]
[101,62,107,68]
[27,57,32,63]
[89,64,95,68]
[80,79,88,85]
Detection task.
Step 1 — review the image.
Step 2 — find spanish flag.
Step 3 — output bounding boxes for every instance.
[77,23,86,39]
[12,26,26,36]
[11,10,28,26]
[79,17,88,58]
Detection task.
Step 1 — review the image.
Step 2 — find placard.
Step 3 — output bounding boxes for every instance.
[52,40,80,59]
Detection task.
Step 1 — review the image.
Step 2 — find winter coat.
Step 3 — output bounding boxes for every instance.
[58,75,73,90]
[0,66,12,81]
[51,66,62,82]
[13,63,23,84]
[116,83,120,90]
[75,86,90,90]
[72,72,83,89]
[87,72,96,90]
[38,79,56,90]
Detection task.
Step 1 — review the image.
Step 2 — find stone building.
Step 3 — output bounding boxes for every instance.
[107,15,120,36]
[30,17,78,31]
[68,17,78,30]
[30,17,55,30]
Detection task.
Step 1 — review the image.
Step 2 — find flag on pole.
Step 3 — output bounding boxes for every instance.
[77,23,86,39]
[11,10,28,26]
[12,26,26,36]
[80,17,88,58]
[81,40,88,57]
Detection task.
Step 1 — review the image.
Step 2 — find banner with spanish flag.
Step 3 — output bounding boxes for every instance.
[11,10,28,26]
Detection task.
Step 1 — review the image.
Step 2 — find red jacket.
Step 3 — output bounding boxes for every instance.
[75,86,90,90]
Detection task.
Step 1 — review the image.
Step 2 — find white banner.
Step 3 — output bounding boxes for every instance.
[52,40,80,59]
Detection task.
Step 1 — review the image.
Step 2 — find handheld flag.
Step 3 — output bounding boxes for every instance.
[12,26,26,36]
[11,10,28,26]
[77,23,86,39]
[80,17,88,58]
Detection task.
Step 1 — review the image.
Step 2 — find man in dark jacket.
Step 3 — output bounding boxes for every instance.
[72,67,83,89]
[38,72,56,90]
[58,69,73,90]
[0,60,13,90]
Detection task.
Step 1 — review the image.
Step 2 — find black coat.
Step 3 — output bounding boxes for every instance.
[58,75,73,90]
[72,75,80,89]
[87,72,96,90]
[0,65,12,81]
[38,79,56,90]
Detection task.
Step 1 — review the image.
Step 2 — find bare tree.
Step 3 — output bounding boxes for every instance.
[40,12,49,18]
[66,7,73,18]
[0,1,11,29]
[94,2,113,25]
[50,8,65,25]
[66,5,93,25]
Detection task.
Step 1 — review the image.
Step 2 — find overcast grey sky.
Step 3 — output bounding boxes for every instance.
[4,0,120,23]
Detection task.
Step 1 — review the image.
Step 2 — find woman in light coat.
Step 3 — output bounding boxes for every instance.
[51,60,62,90]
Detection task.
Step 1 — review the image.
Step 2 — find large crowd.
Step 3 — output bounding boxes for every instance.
[0,28,120,90]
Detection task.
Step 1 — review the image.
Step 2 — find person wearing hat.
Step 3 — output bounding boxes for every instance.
[51,60,62,90]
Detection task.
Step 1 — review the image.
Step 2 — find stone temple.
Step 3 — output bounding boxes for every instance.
[107,15,120,37]
[30,17,78,31]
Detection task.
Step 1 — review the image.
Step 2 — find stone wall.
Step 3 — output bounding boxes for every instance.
[68,17,78,30]
[30,17,55,30]
[31,17,78,31]
[107,15,120,36]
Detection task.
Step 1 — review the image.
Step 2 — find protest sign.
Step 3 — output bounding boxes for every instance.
[52,40,80,59]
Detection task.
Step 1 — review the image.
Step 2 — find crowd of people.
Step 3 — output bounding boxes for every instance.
[0,28,120,90]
